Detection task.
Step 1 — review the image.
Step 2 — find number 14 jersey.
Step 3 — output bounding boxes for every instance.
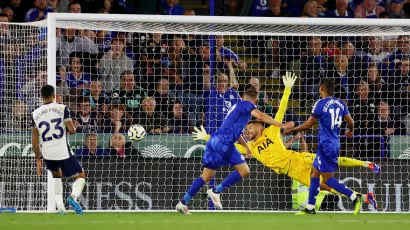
[32,102,74,160]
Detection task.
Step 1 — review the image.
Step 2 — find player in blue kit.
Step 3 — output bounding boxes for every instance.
[286,78,375,215]
[176,74,296,214]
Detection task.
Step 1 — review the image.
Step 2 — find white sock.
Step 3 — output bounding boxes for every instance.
[53,178,64,210]
[71,178,85,200]
[306,204,315,210]
[350,192,357,201]
[364,161,370,168]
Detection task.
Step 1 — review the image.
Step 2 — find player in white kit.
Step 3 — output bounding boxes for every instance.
[32,85,86,215]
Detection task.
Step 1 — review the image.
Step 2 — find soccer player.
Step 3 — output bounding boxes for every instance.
[192,73,379,209]
[32,85,85,215]
[176,84,294,214]
[288,78,365,215]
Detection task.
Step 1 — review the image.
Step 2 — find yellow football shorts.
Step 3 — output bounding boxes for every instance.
[286,152,317,187]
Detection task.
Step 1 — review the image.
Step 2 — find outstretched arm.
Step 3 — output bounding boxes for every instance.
[285,116,317,134]
[251,109,294,129]
[275,72,298,123]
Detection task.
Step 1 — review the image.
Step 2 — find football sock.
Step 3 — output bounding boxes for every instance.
[71,178,85,200]
[326,177,356,201]
[181,177,205,205]
[307,177,320,210]
[53,178,64,209]
[338,157,365,167]
[213,171,242,193]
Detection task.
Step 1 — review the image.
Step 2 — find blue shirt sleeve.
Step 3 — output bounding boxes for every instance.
[25,8,38,22]
[243,101,257,113]
[64,106,72,121]
[311,100,323,118]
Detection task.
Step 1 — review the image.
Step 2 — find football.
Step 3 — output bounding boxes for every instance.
[128,124,146,141]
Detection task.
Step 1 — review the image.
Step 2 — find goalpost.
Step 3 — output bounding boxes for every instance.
[1,13,410,213]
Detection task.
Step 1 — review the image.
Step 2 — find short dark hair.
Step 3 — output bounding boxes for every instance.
[41,85,55,98]
[77,95,90,104]
[320,78,335,96]
[244,88,259,99]
[248,120,264,127]
[68,1,81,8]
[0,13,9,21]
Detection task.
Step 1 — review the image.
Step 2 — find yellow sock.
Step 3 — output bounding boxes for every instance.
[330,188,361,198]
[338,157,366,167]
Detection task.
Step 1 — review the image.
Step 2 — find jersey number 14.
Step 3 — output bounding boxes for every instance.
[329,108,342,129]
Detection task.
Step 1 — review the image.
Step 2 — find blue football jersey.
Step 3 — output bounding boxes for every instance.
[312,97,349,146]
[216,100,256,144]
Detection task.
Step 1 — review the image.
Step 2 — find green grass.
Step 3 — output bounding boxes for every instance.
[1,213,410,230]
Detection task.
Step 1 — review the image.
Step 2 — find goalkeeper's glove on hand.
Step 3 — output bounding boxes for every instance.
[193,125,208,141]
[282,71,298,89]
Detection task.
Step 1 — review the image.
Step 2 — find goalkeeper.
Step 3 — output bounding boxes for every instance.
[193,72,379,207]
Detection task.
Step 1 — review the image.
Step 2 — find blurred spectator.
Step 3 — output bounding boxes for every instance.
[102,104,130,133]
[301,0,325,17]
[264,0,290,17]
[387,57,410,113]
[109,133,139,157]
[354,0,385,18]
[368,101,406,136]
[1,7,14,22]
[352,80,376,134]
[63,54,91,91]
[216,35,247,70]
[56,74,70,100]
[56,28,98,68]
[386,35,410,68]
[99,36,134,91]
[300,36,326,99]
[183,40,210,126]
[140,32,168,87]
[20,71,47,113]
[75,133,109,156]
[160,0,185,15]
[56,0,70,13]
[341,42,365,77]
[168,35,187,74]
[325,0,353,18]
[169,102,193,134]
[357,37,389,68]
[328,54,356,101]
[68,1,81,13]
[135,97,170,134]
[153,78,177,117]
[3,0,30,22]
[25,0,57,22]
[249,0,270,16]
[74,96,99,133]
[111,71,147,118]
[323,40,341,58]
[284,131,309,151]
[364,64,388,104]
[0,100,30,132]
[387,0,408,18]
[203,67,241,134]
[82,79,110,112]
[183,8,195,15]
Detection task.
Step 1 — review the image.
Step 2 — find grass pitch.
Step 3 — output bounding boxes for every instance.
[0,212,409,230]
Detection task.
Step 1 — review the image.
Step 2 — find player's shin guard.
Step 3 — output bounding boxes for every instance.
[307,177,320,210]
[71,178,86,200]
[53,178,64,210]
[182,177,205,205]
[213,171,242,193]
[325,178,356,201]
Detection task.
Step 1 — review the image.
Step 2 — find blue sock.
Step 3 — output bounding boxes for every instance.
[307,177,320,210]
[213,171,242,193]
[181,177,205,205]
[326,177,354,200]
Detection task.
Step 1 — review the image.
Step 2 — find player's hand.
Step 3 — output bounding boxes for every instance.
[345,129,353,138]
[282,71,298,88]
[282,128,292,135]
[36,159,42,176]
[193,125,208,141]
[203,64,211,76]
[282,121,295,130]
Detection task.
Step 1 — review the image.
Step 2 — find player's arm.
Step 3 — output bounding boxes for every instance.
[31,127,42,176]
[64,106,76,135]
[251,109,292,129]
[344,114,354,138]
[275,72,298,123]
[285,116,317,134]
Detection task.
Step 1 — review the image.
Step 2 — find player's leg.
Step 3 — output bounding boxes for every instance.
[60,156,85,214]
[208,148,249,209]
[44,159,66,214]
[338,157,381,174]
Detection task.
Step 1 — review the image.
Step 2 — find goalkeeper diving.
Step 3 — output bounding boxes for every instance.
[193,72,379,209]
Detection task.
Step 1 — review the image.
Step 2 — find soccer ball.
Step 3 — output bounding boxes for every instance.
[128,124,146,141]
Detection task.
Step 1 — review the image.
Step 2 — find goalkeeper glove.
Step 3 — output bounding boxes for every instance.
[282,71,298,89]
[192,125,208,141]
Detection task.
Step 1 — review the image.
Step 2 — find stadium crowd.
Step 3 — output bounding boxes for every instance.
[0,0,410,158]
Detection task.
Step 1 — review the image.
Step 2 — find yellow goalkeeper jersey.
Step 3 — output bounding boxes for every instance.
[235,87,294,174]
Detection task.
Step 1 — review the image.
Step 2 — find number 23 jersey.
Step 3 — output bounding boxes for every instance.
[32,103,74,160]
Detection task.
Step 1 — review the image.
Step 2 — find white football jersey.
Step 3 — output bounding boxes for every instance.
[32,103,74,160]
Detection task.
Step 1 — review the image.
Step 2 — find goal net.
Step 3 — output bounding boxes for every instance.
[1,15,410,212]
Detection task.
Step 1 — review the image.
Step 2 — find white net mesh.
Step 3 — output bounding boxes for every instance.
[1,17,410,212]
